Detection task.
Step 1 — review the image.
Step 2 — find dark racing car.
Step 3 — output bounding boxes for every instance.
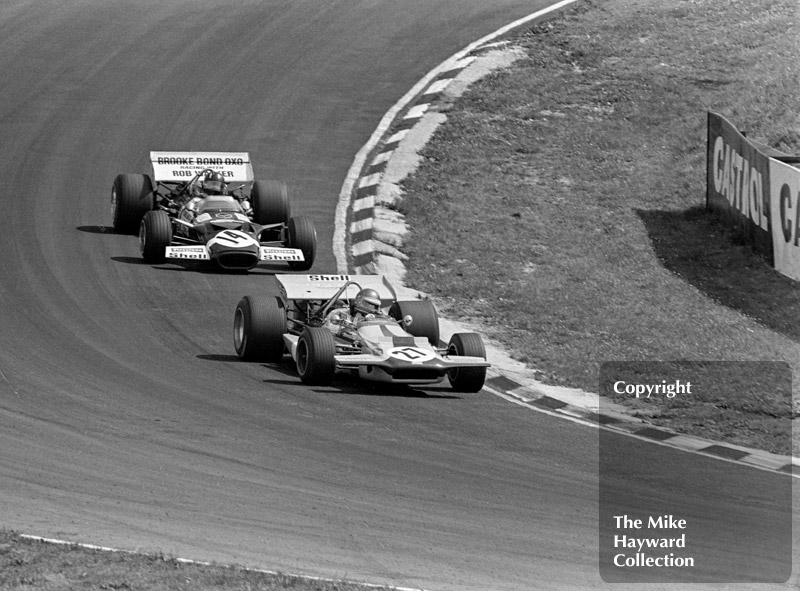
[111,151,316,271]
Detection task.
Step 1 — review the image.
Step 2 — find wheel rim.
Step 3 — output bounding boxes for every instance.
[297,339,309,375]
[233,308,245,352]
[111,186,118,222]
[447,343,460,381]
[138,221,146,254]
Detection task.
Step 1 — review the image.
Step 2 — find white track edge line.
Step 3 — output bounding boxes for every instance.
[482,385,800,479]
[18,535,429,591]
[333,0,581,272]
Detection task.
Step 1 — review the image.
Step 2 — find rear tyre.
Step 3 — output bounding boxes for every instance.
[296,327,336,386]
[251,180,290,225]
[112,173,154,234]
[139,210,172,263]
[446,333,487,392]
[233,295,287,362]
[388,300,440,347]
[287,215,317,271]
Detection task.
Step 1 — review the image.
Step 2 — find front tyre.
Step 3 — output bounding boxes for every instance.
[251,180,290,225]
[139,210,172,263]
[233,295,287,362]
[287,215,317,271]
[446,332,487,393]
[112,173,154,234]
[296,327,336,386]
[388,300,440,347]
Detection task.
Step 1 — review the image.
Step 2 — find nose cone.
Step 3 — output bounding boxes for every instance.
[207,230,261,270]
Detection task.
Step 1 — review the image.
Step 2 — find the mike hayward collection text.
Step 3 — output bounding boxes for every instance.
[612,514,695,568]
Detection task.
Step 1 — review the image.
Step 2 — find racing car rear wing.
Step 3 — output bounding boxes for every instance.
[150,151,254,183]
[276,274,398,304]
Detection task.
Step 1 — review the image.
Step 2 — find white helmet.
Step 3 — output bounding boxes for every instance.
[353,288,381,315]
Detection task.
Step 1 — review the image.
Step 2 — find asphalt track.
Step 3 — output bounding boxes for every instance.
[0,2,796,590]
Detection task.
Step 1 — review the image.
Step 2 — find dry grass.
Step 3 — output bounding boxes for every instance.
[0,531,388,591]
[398,0,800,454]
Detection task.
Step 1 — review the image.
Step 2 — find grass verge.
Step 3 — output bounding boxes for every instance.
[397,0,800,455]
[0,531,392,591]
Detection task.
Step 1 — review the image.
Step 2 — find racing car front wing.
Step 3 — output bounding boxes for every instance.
[165,245,304,262]
[283,334,489,384]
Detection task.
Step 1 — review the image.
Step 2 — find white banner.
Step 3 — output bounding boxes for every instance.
[769,158,800,281]
[149,151,254,183]
[276,274,397,301]
[259,247,305,262]
[165,246,210,260]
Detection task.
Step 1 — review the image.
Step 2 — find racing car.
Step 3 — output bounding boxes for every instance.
[111,151,316,271]
[233,274,490,391]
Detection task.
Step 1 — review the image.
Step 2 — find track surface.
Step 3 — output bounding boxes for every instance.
[0,2,796,590]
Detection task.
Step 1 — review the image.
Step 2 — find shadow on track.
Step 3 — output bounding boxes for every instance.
[318,380,462,399]
[110,256,151,266]
[198,354,241,363]
[109,257,281,275]
[80,226,284,275]
[76,225,118,234]
[199,354,462,399]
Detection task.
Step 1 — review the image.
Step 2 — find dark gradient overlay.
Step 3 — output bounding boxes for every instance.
[599,361,792,583]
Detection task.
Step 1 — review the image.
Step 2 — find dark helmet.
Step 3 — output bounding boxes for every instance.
[203,170,227,195]
[353,288,381,315]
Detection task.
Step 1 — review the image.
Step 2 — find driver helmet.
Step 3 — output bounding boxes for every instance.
[353,288,381,316]
[202,170,227,195]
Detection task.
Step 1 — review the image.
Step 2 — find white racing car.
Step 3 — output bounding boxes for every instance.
[233,274,490,391]
[111,151,315,271]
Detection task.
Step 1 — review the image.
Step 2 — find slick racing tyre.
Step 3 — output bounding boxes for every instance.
[389,300,440,347]
[296,327,336,386]
[446,333,487,393]
[112,173,154,235]
[139,210,172,264]
[251,180,290,225]
[234,295,287,362]
[287,215,316,271]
